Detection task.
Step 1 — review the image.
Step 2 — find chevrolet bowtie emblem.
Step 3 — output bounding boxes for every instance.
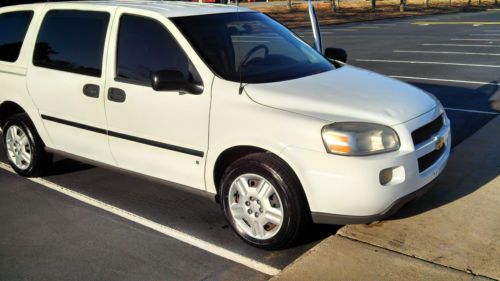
[435,137,445,150]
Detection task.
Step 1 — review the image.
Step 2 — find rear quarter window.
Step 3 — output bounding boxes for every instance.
[33,10,109,77]
[0,11,34,63]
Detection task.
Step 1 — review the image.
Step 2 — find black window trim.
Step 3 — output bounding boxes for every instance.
[32,9,111,78]
[0,10,34,64]
[114,13,203,91]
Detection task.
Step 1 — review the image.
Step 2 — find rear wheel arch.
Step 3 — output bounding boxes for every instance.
[0,101,27,129]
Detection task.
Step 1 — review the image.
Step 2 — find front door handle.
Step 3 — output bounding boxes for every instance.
[83,84,100,98]
[108,88,126,103]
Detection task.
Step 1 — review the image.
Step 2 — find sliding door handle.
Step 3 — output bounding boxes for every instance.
[108,88,126,103]
[83,84,100,98]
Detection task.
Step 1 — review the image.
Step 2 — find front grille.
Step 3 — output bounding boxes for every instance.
[418,145,445,173]
[411,114,444,146]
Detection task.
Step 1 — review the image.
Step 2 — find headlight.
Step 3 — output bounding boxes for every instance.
[321,122,400,156]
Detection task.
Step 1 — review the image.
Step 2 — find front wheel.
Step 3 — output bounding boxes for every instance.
[3,114,52,177]
[220,153,309,250]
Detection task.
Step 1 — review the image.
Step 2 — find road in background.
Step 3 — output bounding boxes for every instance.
[297,9,500,146]
[0,9,499,281]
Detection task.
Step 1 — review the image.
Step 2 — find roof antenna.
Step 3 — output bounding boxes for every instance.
[308,0,322,53]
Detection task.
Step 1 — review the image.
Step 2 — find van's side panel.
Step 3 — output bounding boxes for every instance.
[25,4,117,165]
[102,7,216,190]
[0,5,55,147]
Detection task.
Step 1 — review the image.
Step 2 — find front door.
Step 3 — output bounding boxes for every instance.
[103,11,211,189]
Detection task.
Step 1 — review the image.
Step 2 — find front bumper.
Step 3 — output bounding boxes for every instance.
[311,178,436,224]
[280,108,451,224]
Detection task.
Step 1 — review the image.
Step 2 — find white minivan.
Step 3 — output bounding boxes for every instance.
[0,1,450,249]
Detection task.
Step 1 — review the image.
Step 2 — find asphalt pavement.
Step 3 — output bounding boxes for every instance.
[1,9,499,281]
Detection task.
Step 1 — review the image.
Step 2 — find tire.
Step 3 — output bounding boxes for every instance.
[2,113,52,177]
[220,152,310,250]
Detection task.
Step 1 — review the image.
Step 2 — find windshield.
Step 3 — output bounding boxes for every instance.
[172,12,334,84]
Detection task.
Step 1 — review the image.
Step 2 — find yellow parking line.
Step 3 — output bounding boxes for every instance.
[413,22,500,25]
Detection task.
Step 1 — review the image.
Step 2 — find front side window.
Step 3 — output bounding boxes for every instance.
[116,14,197,86]
[172,12,334,84]
[0,11,34,62]
[33,10,109,77]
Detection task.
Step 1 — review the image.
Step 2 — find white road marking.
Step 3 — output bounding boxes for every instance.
[356,59,500,68]
[422,43,500,48]
[469,34,500,36]
[0,162,281,276]
[393,50,500,56]
[328,29,358,31]
[451,38,500,41]
[390,75,499,86]
[354,26,380,29]
[444,107,499,115]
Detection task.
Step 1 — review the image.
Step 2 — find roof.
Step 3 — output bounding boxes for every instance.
[11,1,254,18]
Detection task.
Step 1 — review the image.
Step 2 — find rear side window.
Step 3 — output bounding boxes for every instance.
[33,10,109,77]
[0,11,34,63]
[116,15,193,85]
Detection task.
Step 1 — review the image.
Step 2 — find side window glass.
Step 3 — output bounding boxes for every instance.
[0,11,34,62]
[116,15,196,86]
[33,10,109,77]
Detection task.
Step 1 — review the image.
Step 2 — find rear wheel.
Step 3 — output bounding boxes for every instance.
[3,114,52,177]
[220,153,309,250]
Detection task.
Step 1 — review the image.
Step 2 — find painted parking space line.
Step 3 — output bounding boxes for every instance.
[451,38,500,41]
[0,162,281,276]
[444,107,499,115]
[389,75,499,86]
[413,22,500,25]
[393,50,500,56]
[356,59,500,68]
[422,43,500,48]
[353,26,380,29]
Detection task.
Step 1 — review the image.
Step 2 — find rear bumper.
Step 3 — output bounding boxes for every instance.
[311,179,436,225]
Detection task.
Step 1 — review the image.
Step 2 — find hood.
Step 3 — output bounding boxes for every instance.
[244,65,437,126]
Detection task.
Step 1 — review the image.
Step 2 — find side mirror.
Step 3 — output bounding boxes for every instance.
[151,70,203,94]
[324,47,348,63]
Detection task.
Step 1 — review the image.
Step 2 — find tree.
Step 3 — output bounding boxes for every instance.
[331,0,337,11]
[371,0,376,10]
[288,0,292,9]
[400,0,406,11]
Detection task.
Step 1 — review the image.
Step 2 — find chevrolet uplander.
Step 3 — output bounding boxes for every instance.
[0,1,450,249]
